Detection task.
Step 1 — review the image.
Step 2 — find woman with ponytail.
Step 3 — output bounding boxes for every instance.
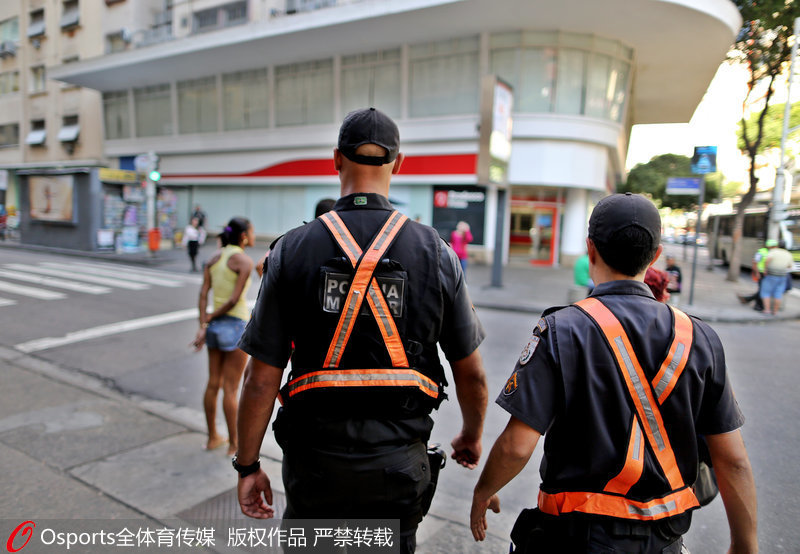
[192,216,255,455]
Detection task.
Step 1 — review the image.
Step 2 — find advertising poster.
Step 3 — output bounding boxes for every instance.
[29,175,75,222]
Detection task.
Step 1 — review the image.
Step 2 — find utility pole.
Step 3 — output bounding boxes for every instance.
[770,16,800,241]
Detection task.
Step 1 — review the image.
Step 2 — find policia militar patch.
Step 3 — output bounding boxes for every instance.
[322,272,406,317]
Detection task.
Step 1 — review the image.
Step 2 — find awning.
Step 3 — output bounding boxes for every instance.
[25,130,47,145]
[58,124,80,142]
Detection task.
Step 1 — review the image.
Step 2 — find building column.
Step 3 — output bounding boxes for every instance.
[561,188,589,267]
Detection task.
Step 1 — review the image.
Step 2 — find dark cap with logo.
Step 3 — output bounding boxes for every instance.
[338,108,399,166]
[589,192,661,246]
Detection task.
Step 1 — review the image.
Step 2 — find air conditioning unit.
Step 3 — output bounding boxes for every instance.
[0,41,17,58]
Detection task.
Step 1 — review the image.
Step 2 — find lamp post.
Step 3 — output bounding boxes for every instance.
[770,16,800,240]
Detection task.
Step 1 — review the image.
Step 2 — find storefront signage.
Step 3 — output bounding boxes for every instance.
[666,177,703,195]
[477,75,514,186]
[99,168,139,184]
[432,185,487,245]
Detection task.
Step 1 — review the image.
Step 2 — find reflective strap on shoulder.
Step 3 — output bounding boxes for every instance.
[319,211,361,267]
[603,420,645,496]
[575,297,686,491]
[366,282,410,367]
[323,211,409,368]
[651,307,693,404]
[538,487,699,521]
[283,368,440,399]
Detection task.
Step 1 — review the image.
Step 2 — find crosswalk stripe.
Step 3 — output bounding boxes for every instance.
[5,264,150,290]
[14,299,256,353]
[42,262,184,288]
[63,260,203,284]
[0,297,17,307]
[0,269,111,295]
[0,280,67,300]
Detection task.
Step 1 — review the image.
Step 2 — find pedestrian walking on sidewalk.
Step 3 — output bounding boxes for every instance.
[471,193,757,553]
[234,108,489,553]
[182,217,206,272]
[192,217,255,456]
[760,239,793,316]
[665,255,682,305]
[451,221,473,277]
[737,240,772,311]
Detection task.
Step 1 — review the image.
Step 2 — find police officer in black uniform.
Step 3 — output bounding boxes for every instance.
[470,193,757,553]
[234,108,489,553]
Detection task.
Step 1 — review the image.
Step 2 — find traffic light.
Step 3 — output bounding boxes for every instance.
[148,153,161,182]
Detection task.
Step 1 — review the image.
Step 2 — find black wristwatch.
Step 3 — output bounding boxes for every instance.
[231,455,261,478]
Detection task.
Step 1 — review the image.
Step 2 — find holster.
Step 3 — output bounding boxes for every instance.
[420,444,446,516]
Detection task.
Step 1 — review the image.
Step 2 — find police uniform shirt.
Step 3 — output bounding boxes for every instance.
[497,280,744,501]
[239,192,486,445]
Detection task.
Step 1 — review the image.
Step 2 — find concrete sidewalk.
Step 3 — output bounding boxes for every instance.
[1,239,798,553]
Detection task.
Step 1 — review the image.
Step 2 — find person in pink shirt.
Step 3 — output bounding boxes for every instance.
[451,221,473,276]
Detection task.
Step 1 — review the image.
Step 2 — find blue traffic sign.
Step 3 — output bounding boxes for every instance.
[666,177,702,195]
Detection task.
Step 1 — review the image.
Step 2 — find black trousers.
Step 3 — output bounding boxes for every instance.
[511,510,689,554]
[282,441,431,554]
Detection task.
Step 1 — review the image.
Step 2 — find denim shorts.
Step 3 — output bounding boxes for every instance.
[760,274,788,300]
[206,315,247,351]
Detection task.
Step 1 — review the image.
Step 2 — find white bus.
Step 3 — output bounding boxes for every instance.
[707,206,800,274]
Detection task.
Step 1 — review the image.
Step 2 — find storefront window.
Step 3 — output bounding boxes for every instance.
[341,49,401,118]
[409,37,480,117]
[103,91,130,139]
[134,84,172,137]
[275,59,334,126]
[222,69,269,131]
[178,77,218,134]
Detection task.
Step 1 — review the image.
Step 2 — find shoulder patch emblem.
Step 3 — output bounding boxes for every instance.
[503,371,519,396]
[536,317,548,334]
[518,334,540,366]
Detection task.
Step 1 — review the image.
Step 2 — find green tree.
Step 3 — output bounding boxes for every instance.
[738,101,800,152]
[728,0,800,282]
[620,154,720,210]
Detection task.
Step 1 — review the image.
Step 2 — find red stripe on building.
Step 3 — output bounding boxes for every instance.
[164,154,477,179]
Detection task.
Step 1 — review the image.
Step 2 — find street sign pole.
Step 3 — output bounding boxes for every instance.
[688,176,706,305]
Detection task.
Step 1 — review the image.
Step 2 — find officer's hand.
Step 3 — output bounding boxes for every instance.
[470,493,500,541]
[451,432,482,469]
[237,470,274,519]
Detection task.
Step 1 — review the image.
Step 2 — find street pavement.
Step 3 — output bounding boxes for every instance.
[1,238,798,553]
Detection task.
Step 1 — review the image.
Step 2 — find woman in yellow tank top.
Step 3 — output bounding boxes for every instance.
[192,217,255,455]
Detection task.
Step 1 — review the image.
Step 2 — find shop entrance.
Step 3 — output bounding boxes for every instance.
[510,201,559,265]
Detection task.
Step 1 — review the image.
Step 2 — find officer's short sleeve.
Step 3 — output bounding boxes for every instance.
[495,316,559,435]
[237,237,293,368]
[438,241,486,361]
[694,322,745,436]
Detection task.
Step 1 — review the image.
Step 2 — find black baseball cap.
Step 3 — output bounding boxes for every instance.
[588,192,661,246]
[337,108,399,166]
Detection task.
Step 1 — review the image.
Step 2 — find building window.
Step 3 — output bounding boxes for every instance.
[103,91,130,139]
[61,0,80,30]
[134,84,172,137]
[30,66,46,93]
[0,71,20,95]
[0,17,20,43]
[490,33,557,113]
[58,114,80,143]
[222,69,268,131]
[409,36,480,118]
[0,123,19,147]
[177,77,218,134]
[275,59,334,126]
[193,1,247,33]
[26,120,46,146]
[27,9,45,38]
[489,31,631,122]
[341,48,401,118]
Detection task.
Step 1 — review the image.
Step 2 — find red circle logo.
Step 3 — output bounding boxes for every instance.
[433,190,448,208]
[6,521,35,553]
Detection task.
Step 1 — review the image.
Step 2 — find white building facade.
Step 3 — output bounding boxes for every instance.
[50,0,742,264]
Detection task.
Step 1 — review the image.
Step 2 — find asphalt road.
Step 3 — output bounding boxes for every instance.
[0,247,796,552]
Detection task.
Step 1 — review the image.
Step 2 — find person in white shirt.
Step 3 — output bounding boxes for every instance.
[182,217,207,272]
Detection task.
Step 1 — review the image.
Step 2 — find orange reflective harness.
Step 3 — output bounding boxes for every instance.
[280,210,440,403]
[538,297,700,521]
